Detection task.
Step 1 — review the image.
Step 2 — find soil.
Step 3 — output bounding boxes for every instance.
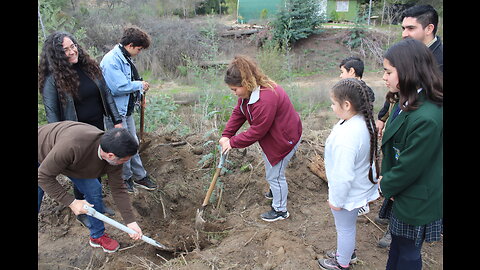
[37,28,443,270]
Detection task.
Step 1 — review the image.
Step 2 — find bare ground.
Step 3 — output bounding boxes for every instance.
[37,107,443,269]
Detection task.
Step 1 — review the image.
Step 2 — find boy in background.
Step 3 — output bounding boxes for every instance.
[339,56,375,105]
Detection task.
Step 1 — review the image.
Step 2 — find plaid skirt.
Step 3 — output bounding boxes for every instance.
[378,198,442,247]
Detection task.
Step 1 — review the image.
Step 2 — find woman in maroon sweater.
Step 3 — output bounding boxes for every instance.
[220,55,302,222]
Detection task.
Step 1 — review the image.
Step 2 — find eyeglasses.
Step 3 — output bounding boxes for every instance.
[63,43,77,54]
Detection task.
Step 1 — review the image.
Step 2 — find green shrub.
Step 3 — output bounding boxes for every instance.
[270,0,325,47]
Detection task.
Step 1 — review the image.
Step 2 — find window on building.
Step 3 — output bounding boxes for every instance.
[336,0,349,12]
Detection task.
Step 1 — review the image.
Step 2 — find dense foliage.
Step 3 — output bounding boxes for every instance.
[270,0,325,47]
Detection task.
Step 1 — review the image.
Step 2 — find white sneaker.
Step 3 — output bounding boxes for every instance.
[357,203,370,216]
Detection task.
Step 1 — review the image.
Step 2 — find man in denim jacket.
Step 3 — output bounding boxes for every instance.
[100,26,157,192]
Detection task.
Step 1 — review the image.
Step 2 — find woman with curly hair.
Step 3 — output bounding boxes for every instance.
[38,31,122,130]
[38,31,122,230]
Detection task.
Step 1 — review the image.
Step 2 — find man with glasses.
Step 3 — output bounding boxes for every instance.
[38,121,143,253]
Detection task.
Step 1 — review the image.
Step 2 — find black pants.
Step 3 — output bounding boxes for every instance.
[386,234,423,270]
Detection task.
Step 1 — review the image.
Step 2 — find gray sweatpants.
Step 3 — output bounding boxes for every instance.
[261,140,300,212]
[331,207,360,267]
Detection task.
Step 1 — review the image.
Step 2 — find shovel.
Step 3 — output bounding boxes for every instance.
[83,205,173,251]
[195,151,227,230]
[139,93,146,144]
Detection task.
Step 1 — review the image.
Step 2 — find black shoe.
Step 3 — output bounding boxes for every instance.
[374,216,389,225]
[134,175,157,191]
[318,258,350,270]
[260,207,289,222]
[378,230,391,248]
[264,189,273,200]
[124,178,135,193]
[76,214,91,228]
[102,206,115,217]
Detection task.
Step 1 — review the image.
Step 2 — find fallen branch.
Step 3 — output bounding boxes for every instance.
[159,193,167,219]
[363,214,385,233]
[244,231,258,247]
[157,141,187,147]
[220,29,259,37]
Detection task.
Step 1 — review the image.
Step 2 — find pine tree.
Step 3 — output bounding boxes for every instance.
[271,0,325,47]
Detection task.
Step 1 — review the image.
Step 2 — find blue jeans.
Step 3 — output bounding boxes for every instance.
[38,177,106,239]
[386,234,423,270]
[104,114,147,181]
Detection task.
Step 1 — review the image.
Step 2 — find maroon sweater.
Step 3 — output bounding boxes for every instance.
[38,121,135,224]
[222,85,302,166]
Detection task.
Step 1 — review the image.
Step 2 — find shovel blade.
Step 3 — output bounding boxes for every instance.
[195,208,206,230]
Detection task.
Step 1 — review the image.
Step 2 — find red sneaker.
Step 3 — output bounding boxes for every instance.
[89,233,119,253]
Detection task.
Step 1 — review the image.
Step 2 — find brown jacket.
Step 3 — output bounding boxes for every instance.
[38,121,135,223]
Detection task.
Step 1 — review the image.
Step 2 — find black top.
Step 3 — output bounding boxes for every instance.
[72,64,105,130]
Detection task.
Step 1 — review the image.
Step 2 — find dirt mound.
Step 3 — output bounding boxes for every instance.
[38,111,443,269]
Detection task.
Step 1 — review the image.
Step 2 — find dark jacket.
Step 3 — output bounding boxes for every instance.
[380,90,443,226]
[42,74,122,125]
[430,36,443,73]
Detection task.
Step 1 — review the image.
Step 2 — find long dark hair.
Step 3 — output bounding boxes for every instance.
[38,31,103,104]
[384,38,443,111]
[331,78,379,184]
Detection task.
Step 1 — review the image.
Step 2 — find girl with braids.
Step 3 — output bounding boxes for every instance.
[318,78,380,270]
[38,31,121,230]
[219,55,302,222]
[379,38,442,270]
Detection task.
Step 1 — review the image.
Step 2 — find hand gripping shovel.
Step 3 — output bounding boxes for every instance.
[195,151,227,230]
[83,205,173,251]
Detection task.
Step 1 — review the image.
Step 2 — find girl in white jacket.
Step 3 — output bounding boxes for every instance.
[318,78,380,270]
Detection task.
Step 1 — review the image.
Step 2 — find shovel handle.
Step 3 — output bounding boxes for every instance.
[202,152,227,207]
[202,167,221,207]
[83,205,169,250]
[139,94,146,143]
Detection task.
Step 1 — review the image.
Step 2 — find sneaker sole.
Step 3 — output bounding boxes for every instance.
[133,182,156,191]
[326,252,358,264]
[261,212,290,222]
[317,260,328,270]
[317,259,351,270]
[89,240,119,253]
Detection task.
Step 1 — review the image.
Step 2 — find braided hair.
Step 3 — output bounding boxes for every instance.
[331,78,380,184]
